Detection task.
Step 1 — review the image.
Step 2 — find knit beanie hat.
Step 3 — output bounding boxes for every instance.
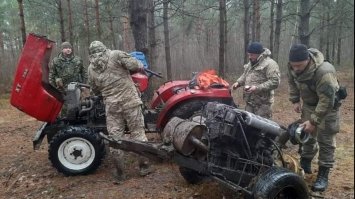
[289,44,309,62]
[247,42,264,54]
[61,42,72,50]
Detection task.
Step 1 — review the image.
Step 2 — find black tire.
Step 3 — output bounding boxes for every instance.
[179,166,205,184]
[169,99,208,120]
[48,127,106,176]
[252,167,309,199]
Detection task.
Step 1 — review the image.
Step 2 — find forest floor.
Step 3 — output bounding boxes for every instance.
[0,69,353,199]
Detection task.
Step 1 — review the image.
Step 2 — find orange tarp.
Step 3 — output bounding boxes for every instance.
[196,69,229,89]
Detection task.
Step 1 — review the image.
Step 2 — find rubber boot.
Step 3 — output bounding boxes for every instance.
[138,157,153,177]
[300,157,312,174]
[312,166,330,192]
[113,156,126,183]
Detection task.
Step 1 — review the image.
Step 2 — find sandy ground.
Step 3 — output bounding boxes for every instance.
[0,69,353,199]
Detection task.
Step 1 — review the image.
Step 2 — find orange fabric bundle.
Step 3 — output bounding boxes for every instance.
[196,69,229,89]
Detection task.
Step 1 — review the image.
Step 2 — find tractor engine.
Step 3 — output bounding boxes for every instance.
[64,82,106,125]
[163,102,285,187]
[202,102,283,183]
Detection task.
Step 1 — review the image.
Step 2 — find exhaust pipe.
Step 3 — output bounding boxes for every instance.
[239,110,283,136]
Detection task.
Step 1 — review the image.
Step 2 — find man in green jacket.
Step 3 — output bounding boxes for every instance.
[232,42,280,119]
[287,44,340,192]
[49,42,87,92]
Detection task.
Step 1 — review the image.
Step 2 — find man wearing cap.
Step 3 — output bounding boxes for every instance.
[287,44,340,192]
[49,42,86,91]
[232,42,280,119]
[87,41,152,182]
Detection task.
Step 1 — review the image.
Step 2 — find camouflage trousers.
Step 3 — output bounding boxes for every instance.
[245,102,272,119]
[105,102,147,157]
[301,105,340,168]
[106,102,147,141]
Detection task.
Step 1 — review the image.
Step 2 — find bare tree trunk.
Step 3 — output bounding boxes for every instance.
[273,0,282,61]
[95,0,101,40]
[144,0,158,99]
[17,0,26,46]
[251,0,255,41]
[57,0,66,42]
[163,0,172,80]
[147,0,157,70]
[318,11,325,52]
[106,4,116,49]
[331,29,336,63]
[122,15,132,51]
[84,0,90,46]
[219,0,226,78]
[269,0,275,54]
[67,0,73,44]
[254,0,261,41]
[0,31,2,78]
[0,32,4,53]
[243,0,250,63]
[336,22,342,65]
[325,12,330,59]
[129,0,148,55]
[298,0,311,46]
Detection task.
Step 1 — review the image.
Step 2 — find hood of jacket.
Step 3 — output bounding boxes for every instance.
[88,42,110,73]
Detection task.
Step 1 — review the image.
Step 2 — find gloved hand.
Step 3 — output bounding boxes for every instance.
[55,78,64,88]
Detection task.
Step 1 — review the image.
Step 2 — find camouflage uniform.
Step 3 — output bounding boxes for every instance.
[49,43,86,117]
[88,41,150,179]
[287,48,340,168]
[236,48,280,118]
[49,52,86,90]
[87,41,147,142]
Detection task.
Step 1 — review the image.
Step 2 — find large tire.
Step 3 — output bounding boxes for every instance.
[179,167,205,184]
[48,127,106,176]
[252,167,309,199]
[169,99,208,120]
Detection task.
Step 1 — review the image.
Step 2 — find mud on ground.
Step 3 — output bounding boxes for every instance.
[0,69,353,199]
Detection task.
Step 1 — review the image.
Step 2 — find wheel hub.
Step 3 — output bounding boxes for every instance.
[70,147,83,160]
[58,137,96,170]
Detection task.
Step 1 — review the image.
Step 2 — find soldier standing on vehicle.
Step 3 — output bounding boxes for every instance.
[49,42,87,91]
[231,42,280,119]
[87,41,152,182]
[287,44,341,192]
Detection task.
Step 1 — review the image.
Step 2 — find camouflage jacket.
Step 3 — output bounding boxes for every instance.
[237,48,281,105]
[49,53,86,88]
[287,48,339,125]
[88,49,143,110]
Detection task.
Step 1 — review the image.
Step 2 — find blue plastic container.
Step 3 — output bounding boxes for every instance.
[130,51,148,69]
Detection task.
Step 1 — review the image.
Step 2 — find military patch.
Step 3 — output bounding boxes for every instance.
[318,83,335,98]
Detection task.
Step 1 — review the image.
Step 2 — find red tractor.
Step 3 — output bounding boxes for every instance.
[10,33,234,175]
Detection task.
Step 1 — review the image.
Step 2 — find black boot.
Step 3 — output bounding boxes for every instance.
[300,157,312,174]
[312,166,330,192]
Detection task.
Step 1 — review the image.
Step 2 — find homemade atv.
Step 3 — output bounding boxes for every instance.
[11,34,310,198]
[10,33,234,175]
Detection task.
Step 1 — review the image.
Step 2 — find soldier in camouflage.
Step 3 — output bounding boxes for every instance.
[49,42,87,91]
[87,41,151,181]
[232,42,280,119]
[287,44,340,192]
